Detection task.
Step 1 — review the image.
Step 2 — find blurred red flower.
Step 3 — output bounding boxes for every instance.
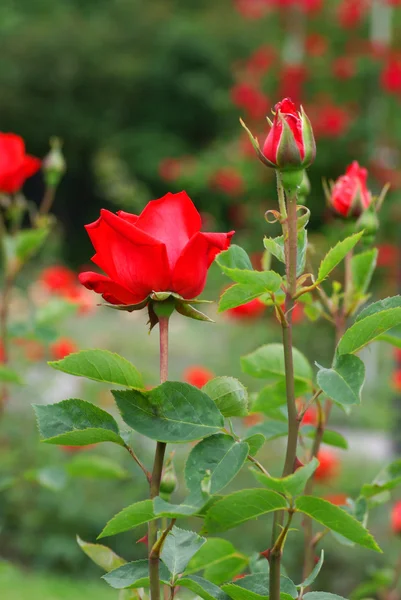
[292,303,304,324]
[393,370,401,391]
[158,158,182,182]
[337,0,366,29]
[226,297,266,320]
[246,46,276,76]
[230,83,269,120]
[50,338,78,360]
[313,103,351,138]
[234,0,270,19]
[0,133,41,194]
[183,366,214,388]
[332,57,356,80]
[40,265,76,294]
[301,404,318,426]
[0,342,5,364]
[329,161,371,217]
[377,244,398,268]
[314,450,340,482]
[306,34,328,57]
[394,348,401,364]
[278,65,308,103]
[381,57,401,94]
[392,501,401,533]
[324,493,348,506]
[79,192,233,305]
[210,168,244,197]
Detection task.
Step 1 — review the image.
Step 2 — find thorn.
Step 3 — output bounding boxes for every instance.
[260,548,271,560]
[137,534,148,545]
[294,456,304,472]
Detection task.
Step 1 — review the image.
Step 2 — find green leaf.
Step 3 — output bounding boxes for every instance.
[301,427,348,450]
[103,560,171,589]
[25,465,67,491]
[216,245,253,271]
[337,307,401,355]
[244,434,265,456]
[153,490,209,518]
[361,458,401,498]
[203,489,287,534]
[179,575,231,600]
[252,457,319,497]
[222,573,298,600]
[376,333,401,348]
[49,349,143,388]
[298,550,324,588]
[98,500,155,539]
[316,354,365,407]
[356,296,401,321]
[218,284,265,312]
[303,593,348,600]
[241,343,313,385]
[295,496,381,552]
[264,229,307,277]
[77,535,126,572]
[202,377,248,417]
[184,538,248,585]
[36,298,77,326]
[252,380,308,419]
[34,399,125,446]
[161,526,206,579]
[246,420,288,441]
[113,382,224,443]
[185,434,249,495]
[67,455,129,479]
[351,249,378,295]
[317,232,363,283]
[0,365,23,384]
[14,227,49,262]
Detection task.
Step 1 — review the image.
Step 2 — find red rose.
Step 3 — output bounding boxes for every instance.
[40,265,76,294]
[79,192,233,305]
[0,133,41,194]
[50,338,78,360]
[314,450,340,482]
[391,501,401,534]
[226,297,265,320]
[329,161,371,217]
[183,366,214,388]
[262,98,315,171]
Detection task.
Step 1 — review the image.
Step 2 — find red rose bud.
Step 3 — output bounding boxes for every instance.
[50,338,78,360]
[183,366,214,388]
[314,450,340,482]
[391,501,401,534]
[43,137,66,188]
[326,161,372,218]
[79,192,233,307]
[262,98,315,171]
[0,133,41,194]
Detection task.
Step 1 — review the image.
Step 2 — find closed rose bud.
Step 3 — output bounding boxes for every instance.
[262,98,316,172]
[391,501,401,534]
[326,161,372,218]
[43,137,66,188]
[314,450,340,482]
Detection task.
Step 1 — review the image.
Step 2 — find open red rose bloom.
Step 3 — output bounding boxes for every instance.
[79,191,234,305]
[0,132,41,194]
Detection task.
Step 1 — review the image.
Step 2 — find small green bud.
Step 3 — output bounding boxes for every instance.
[43,137,66,188]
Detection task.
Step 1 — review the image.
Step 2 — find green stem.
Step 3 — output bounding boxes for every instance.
[270,510,295,600]
[270,181,299,600]
[38,185,56,217]
[148,316,169,600]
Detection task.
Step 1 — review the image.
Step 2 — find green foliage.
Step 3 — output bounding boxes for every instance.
[219,284,269,311]
[160,526,206,579]
[98,500,155,539]
[49,349,143,388]
[243,433,265,456]
[316,354,365,407]
[295,496,381,552]
[113,382,224,442]
[222,573,298,600]
[337,298,401,355]
[203,489,287,534]
[301,426,348,449]
[246,420,288,441]
[0,365,23,384]
[264,229,307,277]
[351,249,378,296]
[298,550,324,589]
[178,575,230,600]
[202,377,248,417]
[185,434,249,495]
[317,232,363,283]
[241,343,313,385]
[252,457,319,497]
[185,538,248,584]
[6,227,49,263]
[153,490,209,517]
[67,455,130,479]
[102,560,171,589]
[361,458,401,498]
[77,536,126,572]
[34,399,125,446]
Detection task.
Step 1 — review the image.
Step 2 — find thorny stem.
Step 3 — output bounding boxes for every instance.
[270,509,295,600]
[301,258,349,582]
[148,316,169,600]
[270,178,299,600]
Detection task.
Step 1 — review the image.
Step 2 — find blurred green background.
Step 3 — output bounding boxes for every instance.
[2,0,401,598]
